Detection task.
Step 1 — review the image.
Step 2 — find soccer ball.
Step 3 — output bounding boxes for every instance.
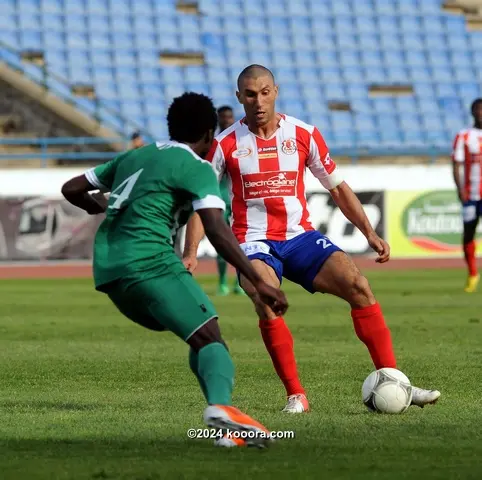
[362,368,413,414]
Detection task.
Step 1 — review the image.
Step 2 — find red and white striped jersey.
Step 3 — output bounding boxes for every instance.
[206,114,343,243]
[452,128,482,201]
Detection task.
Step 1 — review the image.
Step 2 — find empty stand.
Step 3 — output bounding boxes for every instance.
[0,0,480,149]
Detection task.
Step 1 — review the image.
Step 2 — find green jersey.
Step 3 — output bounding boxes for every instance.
[85,141,225,290]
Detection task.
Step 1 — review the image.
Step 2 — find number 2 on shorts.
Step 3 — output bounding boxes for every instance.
[316,236,332,249]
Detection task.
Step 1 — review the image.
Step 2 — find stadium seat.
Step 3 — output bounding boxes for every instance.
[1,0,473,148]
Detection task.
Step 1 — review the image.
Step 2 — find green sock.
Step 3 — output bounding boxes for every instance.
[217,255,227,285]
[188,348,208,402]
[197,343,234,406]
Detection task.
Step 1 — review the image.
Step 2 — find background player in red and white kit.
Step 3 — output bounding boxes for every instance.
[183,65,440,414]
[452,98,482,293]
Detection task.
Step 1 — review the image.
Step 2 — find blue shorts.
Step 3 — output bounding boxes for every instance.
[238,230,343,294]
[463,200,482,224]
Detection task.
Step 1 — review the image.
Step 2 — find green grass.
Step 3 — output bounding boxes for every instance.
[0,269,481,480]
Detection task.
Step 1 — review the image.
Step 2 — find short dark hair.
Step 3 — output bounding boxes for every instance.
[217,105,233,114]
[471,98,482,115]
[167,92,217,143]
[131,131,141,140]
[237,64,275,90]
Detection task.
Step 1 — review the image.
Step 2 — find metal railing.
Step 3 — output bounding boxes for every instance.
[0,40,154,142]
[0,136,450,167]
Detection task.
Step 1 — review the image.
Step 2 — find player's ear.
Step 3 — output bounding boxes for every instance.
[274,84,279,98]
[236,91,242,104]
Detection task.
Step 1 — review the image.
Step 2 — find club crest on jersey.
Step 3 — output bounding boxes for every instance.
[281,138,297,155]
[232,147,252,159]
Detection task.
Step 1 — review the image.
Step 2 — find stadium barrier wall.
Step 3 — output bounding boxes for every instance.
[0,166,472,261]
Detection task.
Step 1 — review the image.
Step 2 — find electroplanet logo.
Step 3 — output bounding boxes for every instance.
[242,171,297,199]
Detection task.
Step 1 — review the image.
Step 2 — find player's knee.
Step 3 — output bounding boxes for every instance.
[347,273,376,308]
[187,318,226,352]
[250,293,278,321]
[463,224,477,244]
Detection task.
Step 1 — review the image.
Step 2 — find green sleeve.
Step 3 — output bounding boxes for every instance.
[172,154,226,212]
[85,152,127,192]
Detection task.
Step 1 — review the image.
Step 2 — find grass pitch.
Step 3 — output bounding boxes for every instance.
[0,269,481,480]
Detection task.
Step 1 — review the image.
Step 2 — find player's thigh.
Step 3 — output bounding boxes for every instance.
[463,201,480,243]
[106,281,166,332]
[238,242,282,320]
[109,273,218,341]
[312,250,376,308]
[282,230,343,294]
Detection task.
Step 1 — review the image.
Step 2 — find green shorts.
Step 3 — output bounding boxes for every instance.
[104,271,218,341]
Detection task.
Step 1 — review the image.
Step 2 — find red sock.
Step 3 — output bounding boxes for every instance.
[259,317,305,396]
[463,241,477,276]
[351,303,396,369]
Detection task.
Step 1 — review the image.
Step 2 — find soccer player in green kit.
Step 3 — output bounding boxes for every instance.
[215,106,244,295]
[61,92,288,448]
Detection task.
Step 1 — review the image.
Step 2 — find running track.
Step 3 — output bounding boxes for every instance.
[0,257,474,279]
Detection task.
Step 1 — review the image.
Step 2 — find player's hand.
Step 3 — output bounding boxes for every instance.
[458,190,468,204]
[367,232,390,263]
[182,254,198,273]
[254,281,289,316]
[87,192,108,214]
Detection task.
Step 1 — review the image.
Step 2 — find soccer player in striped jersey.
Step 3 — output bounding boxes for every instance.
[183,65,440,417]
[452,98,482,292]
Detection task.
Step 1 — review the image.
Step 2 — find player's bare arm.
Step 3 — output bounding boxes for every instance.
[61,174,108,215]
[197,208,288,316]
[182,212,204,272]
[329,181,390,263]
[452,161,466,203]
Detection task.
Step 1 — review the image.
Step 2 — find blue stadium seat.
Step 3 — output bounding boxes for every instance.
[244,17,265,34]
[323,84,346,100]
[383,50,404,67]
[377,15,398,34]
[155,16,177,34]
[361,51,383,68]
[87,16,109,32]
[402,33,424,50]
[400,17,422,32]
[220,0,243,15]
[415,83,436,98]
[133,17,155,34]
[89,33,111,49]
[379,33,401,50]
[274,67,298,84]
[343,66,364,83]
[200,17,223,34]
[223,18,244,33]
[424,33,447,50]
[2,0,473,144]
[409,67,431,82]
[364,67,386,83]
[372,98,395,113]
[406,51,427,67]
[320,67,343,83]
[351,99,373,113]
[374,0,397,14]
[41,0,63,13]
[86,0,109,14]
[141,84,164,100]
[358,34,380,50]
[298,67,320,85]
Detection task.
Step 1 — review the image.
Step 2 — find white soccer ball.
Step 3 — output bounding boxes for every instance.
[362,368,412,414]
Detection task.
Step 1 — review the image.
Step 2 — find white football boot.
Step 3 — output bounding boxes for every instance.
[282,394,310,413]
[410,386,441,408]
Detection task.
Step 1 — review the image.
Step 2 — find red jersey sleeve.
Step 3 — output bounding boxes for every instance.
[205,139,226,180]
[306,127,343,190]
[452,131,466,163]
